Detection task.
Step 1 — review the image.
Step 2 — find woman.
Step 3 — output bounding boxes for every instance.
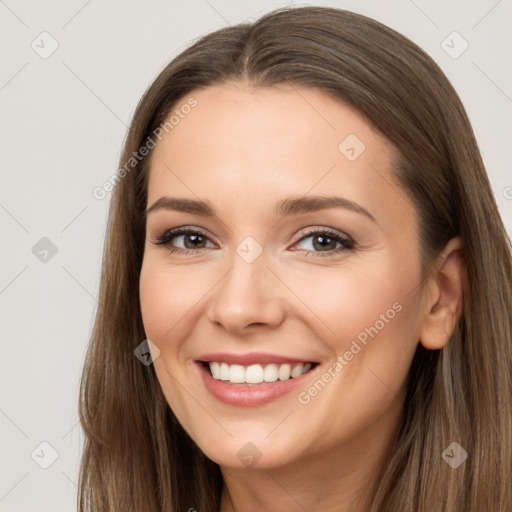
[78,6,512,511]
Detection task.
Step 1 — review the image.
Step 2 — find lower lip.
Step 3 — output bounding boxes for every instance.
[197,362,317,407]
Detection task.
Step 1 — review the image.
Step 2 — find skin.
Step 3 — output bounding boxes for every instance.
[139,81,465,511]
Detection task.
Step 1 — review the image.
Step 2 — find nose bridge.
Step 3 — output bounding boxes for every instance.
[207,238,284,331]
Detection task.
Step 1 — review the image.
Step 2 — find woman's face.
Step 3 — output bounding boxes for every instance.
[139,82,426,469]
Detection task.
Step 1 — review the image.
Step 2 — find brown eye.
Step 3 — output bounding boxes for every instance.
[181,233,208,249]
[152,228,215,254]
[293,229,355,257]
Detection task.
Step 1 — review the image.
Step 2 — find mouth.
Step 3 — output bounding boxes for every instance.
[199,360,318,385]
[195,354,320,406]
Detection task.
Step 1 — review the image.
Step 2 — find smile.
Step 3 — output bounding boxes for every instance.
[195,352,319,406]
[206,361,313,384]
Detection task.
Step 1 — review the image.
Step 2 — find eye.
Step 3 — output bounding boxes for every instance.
[151,227,215,255]
[151,226,355,258]
[291,228,355,257]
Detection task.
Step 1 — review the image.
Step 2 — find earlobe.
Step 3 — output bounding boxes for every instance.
[419,237,466,350]
[419,309,452,350]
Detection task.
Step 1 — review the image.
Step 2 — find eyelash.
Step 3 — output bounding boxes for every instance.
[152,226,355,258]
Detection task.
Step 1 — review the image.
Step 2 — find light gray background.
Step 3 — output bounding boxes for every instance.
[1,0,511,510]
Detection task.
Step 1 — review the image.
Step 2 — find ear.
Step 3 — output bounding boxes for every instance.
[419,237,466,350]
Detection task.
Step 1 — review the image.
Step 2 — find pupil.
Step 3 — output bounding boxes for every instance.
[185,234,204,249]
[313,235,335,251]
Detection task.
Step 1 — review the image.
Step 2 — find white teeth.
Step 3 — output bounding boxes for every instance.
[229,364,245,383]
[290,363,303,378]
[207,361,313,384]
[219,362,230,381]
[210,361,220,379]
[278,363,291,381]
[245,364,264,384]
[264,363,278,382]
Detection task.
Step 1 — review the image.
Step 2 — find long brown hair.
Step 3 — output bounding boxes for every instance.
[78,6,512,511]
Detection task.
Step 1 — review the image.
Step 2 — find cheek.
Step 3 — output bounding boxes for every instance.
[139,260,204,345]
[139,269,171,343]
[299,258,418,349]
[139,260,203,432]
[292,254,422,420]
[295,255,422,412]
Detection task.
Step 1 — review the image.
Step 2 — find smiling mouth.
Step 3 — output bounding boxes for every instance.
[200,361,319,385]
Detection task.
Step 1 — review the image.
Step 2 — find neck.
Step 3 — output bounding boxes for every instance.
[219,397,403,512]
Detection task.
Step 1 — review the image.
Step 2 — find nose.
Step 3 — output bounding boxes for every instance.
[206,250,286,335]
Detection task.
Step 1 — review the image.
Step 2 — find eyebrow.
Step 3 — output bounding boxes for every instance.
[145,195,377,223]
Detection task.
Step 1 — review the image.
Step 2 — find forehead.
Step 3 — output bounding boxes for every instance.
[152,81,388,164]
[146,82,412,231]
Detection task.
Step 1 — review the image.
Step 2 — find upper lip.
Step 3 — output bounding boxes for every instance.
[197,352,318,366]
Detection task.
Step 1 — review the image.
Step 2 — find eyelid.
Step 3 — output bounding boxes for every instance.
[152,226,214,247]
[289,227,355,256]
[293,226,354,245]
